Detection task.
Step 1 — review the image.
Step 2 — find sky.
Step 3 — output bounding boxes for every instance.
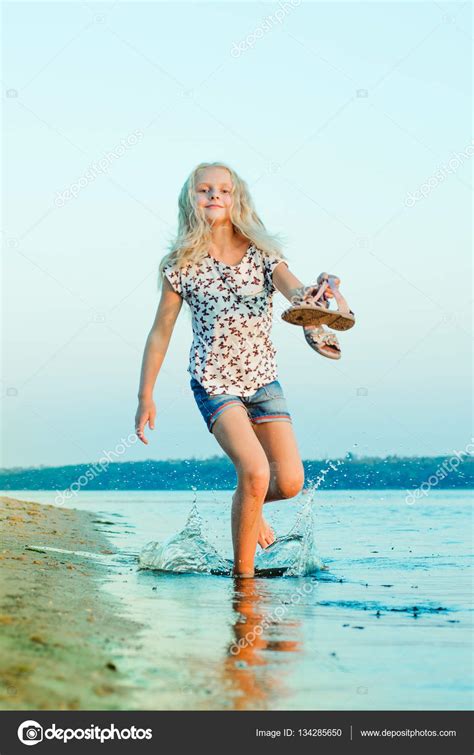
[2,0,472,468]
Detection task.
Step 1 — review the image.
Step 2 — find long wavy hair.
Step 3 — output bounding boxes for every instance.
[158,161,286,286]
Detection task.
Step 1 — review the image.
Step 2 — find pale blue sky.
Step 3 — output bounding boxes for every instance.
[2,1,472,468]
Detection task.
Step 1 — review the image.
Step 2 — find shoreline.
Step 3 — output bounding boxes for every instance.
[0,496,142,711]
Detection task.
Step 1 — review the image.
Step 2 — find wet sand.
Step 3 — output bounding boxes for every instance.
[0,496,141,711]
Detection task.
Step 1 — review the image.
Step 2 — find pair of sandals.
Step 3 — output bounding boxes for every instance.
[281,273,355,360]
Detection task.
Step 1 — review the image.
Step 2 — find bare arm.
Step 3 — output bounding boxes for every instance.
[272,261,306,301]
[135,277,183,444]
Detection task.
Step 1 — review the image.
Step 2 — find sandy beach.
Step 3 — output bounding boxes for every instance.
[0,496,141,711]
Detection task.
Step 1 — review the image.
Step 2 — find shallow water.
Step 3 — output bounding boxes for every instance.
[6,489,473,710]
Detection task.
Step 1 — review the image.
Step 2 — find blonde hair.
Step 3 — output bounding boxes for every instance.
[158,161,286,286]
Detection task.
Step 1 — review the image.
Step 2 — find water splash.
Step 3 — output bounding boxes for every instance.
[139,492,324,578]
[258,491,324,577]
[139,503,230,575]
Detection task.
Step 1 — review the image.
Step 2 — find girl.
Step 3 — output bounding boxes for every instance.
[135,162,348,578]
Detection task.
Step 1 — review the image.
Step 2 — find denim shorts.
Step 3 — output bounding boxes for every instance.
[190,377,292,434]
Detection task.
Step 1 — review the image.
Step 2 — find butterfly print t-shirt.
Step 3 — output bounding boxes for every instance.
[162,243,288,396]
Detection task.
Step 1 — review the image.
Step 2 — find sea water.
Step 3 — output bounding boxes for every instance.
[6,489,473,711]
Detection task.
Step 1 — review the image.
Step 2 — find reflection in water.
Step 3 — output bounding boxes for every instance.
[136,497,322,708]
[222,577,303,710]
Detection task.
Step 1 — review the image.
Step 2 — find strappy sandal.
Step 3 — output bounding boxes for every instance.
[282,273,355,331]
[304,325,341,359]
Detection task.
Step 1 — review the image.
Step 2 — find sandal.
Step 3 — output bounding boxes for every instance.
[282,273,355,331]
[304,325,341,359]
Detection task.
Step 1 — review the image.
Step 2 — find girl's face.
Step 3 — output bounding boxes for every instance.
[194,167,233,224]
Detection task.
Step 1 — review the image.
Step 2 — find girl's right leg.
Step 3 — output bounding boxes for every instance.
[211,405,271,577]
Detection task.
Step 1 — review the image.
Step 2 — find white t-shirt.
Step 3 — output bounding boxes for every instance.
[162,243,288,396]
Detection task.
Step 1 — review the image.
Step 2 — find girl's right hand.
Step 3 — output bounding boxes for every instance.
[135,398,156,445]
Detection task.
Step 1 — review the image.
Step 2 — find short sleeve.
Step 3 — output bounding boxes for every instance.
[162,261,183,296]
[263,253,289,293]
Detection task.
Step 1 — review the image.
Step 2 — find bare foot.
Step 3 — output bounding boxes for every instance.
[258,515,275,549]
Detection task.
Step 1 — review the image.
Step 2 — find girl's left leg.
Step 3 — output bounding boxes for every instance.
[251,421,304,547]
[252,420,305,503]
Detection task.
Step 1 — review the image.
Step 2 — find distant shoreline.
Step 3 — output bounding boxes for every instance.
[1,455,472,492]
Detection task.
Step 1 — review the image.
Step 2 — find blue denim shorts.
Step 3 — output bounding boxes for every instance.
[190,377,292,434]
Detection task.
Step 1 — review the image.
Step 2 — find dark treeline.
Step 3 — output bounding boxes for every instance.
[0,454,472,491]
